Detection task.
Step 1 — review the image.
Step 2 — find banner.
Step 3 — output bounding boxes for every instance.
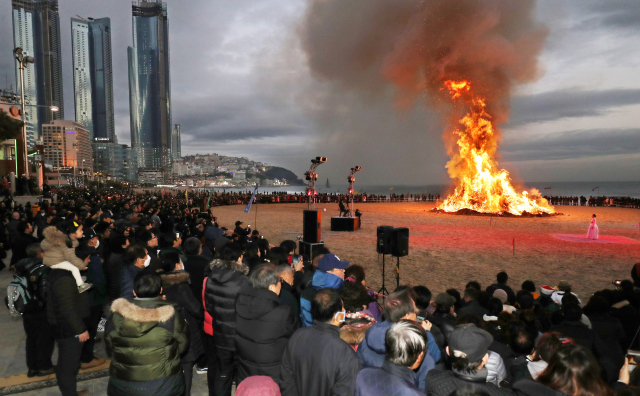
[244,183,259,213]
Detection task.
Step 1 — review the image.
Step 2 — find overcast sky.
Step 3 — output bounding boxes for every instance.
[0,0,638,185]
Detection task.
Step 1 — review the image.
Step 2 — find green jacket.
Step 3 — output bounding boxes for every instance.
[105,298,189,382]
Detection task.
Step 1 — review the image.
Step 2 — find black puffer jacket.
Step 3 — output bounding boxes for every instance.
[105,251,125,302]
[235,284,298,384]
[203,259,249,351]
[184,254,209,300]
[513,379,567,396]
[425,369,515,396]
[430,311,456,346]
[160,270,204,363]
[47,269,90,339]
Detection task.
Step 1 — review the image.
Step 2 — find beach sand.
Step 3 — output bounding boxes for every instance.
[211,202,640,299]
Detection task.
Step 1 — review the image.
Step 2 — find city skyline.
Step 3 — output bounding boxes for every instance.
[0,0,638,185]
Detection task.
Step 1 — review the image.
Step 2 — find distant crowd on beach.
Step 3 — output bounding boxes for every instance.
[542,195,640,208]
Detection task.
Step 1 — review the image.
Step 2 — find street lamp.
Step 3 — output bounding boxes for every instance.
[14,47,34,178]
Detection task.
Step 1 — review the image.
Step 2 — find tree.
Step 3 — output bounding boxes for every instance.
[0,108,24,141]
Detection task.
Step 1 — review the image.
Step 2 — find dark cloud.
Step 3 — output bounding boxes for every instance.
[507,89,640,127]
[502,128,640,161]
[582,1,640,30]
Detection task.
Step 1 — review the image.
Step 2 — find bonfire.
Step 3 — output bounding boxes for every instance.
[437,80,554,216]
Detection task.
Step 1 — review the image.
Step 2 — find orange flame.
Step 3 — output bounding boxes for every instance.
[438,80,554,215]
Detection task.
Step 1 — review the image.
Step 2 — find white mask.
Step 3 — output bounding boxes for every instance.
[144,255,151,267]
[94,240,100,249]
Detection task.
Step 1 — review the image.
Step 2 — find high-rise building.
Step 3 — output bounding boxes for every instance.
[171,123,180,159]
[42,120,93,175]
[12,0,64,148]
[71,17,115,141]
[128,0,172,176]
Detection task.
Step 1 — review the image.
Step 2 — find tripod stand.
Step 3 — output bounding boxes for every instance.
[378,253,390,297]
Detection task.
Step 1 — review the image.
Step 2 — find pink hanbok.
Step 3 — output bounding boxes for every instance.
[587,217,599,239]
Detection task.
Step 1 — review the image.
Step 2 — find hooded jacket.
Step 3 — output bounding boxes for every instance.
[235,284,298,384]
[105,298,188,394]
[41,226,86,269]
[160,270,204,363]
[357,320,439,390]
[299,270,343,327]
[203,259,249,351]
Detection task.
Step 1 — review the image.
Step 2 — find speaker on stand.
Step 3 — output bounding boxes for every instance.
[391,227,409,288]
[376,226,394,296]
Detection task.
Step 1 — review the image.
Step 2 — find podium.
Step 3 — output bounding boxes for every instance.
[330,216,360,232]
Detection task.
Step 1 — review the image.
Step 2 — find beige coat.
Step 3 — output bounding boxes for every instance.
[41,226,86,269]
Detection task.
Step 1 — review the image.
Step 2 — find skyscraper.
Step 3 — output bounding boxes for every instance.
[128,0,172,176]
[12,0,64,148]
[171,123,181,159]
[71,17,115,141]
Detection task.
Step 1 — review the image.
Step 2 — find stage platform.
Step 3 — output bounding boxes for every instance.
[330,216,360,232]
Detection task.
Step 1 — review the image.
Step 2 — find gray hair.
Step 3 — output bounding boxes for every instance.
[385,320,427,367]
[276,264,294,277]
[248,264,280,290]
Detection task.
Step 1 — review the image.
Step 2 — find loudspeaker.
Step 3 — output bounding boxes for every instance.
[303,210,321,243]
[391,227,409,257]
[299,241,324,260]
[376,225,394,254]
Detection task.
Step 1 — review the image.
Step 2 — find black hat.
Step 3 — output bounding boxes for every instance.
[82,228,97,241]
[449,324,493,362]
[235,221,243,226]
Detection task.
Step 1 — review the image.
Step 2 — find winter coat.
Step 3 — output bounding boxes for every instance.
[183,254,209,300]
[357,320,439,390]
[46,269,90,339]
[356,360,424,396]
[120,265,143,299]
[299,270,343,327]
[85,252,108,307]
[486,351,508,385]
[105,252,125,302]
[587,313,628,363]
[280,321,360,396]
[203,259,249,351]
[425,369,516,396]
[15,257,49,311]
[105,298,188,396]
[202,278,213,336]
[160,270,204,363]
[235,284,298,384]
[10,232,37,266]
[41,226,86,269]
[458,300,490,318]
[487,283,516,305]
[512,379,567,396]
[430,311,456,346]
[279,281,300,319]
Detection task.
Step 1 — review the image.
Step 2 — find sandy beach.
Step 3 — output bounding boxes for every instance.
[209,202,640,300]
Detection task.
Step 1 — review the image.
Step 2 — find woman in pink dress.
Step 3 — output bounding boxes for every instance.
[587,214,599,240]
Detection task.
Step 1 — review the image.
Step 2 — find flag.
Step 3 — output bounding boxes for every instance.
[185,190,188,201]
[206,189,213,210]
[244,183,259,213]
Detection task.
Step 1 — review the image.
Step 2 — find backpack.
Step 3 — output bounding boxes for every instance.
[4,263,47,316]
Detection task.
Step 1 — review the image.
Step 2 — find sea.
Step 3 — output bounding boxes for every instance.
[201,181,640,199]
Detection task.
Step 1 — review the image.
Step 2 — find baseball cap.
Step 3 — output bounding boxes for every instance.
[435,293,455,309]
[82,228,97,241]
[449,324,493,362]
[318,253,349,272]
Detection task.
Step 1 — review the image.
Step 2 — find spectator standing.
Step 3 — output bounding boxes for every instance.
[183,236,209,300]
[105,272,188,396]
[104,234,129,302]
[280,288,360,396]
[486,271,516,304]
[299,253,348,326]
[10,221,37,266]
[203,243,250,396]
[120,244,149,299]
[356,320,427,396]
[277,264,300,319]
[235,264,298,384]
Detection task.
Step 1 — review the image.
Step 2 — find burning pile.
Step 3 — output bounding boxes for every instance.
[437,80,554,216]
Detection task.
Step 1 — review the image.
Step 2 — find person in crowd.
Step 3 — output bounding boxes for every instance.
[583,294,628,366]
[280,288,360,396]
[430,293,457,346]
[486,271,516,305]
[300,253,348,326]
[158,251,204,396]
[459,287,490,317]
[16,244,55,378]
[120,244,150,299]
[513,345,613,396]
[7,211,20,244]
[75,241,107,370]
[234,221,251,244]
[521,280,540,301]
[46,246,92,396]
[235,263,298,384]
[203,242,249,396]
[345,264,382,321]
[183,236,209,300]
[136,229,160,269]
[10,220,38,266]
[158,232,186,262]
[105,234,129,302]
[36,212,55,241]
[551,280,581,305]
[510,331,564,382]
[426,324,514,396]
[105,272,189,396]
[414,285,445,351]
[356,320,427,396]
[277,264,300,318]
[358,289,439,390]
[491,289,517,314]
[41,220,92,292]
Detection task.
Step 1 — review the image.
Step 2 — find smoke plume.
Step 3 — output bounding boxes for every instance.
[299,0,548,185]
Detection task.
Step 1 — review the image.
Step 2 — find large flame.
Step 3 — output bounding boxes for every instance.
[438,80,554,215]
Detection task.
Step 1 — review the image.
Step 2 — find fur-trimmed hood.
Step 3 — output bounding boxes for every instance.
[41,226,77,249]
[208,258,249,275]
[159,270,190,286]
[110,298,176,337]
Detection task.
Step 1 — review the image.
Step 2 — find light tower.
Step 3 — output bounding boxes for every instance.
[304,156,327,209]
[347,166,361,217]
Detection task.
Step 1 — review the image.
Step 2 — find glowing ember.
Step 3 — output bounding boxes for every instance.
[438,80,554,216]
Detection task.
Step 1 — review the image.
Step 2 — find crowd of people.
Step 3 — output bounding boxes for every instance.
[2,184,640,396]
[543,195,640,208]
